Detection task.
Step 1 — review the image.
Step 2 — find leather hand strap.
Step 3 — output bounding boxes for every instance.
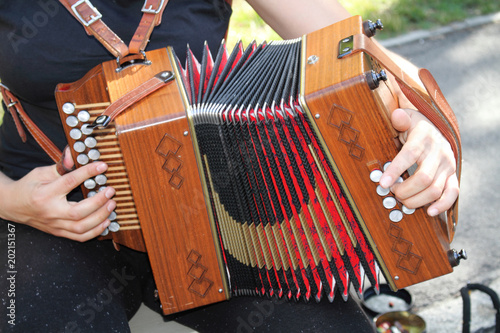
[89,71,175,129]
[349,33,461,239]
[1,85,62,163]
[59,0,169,58]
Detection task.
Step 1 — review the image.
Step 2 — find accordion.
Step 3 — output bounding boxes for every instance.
[55,16,464,315]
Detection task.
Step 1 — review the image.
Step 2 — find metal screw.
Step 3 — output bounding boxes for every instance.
[184,131,189,136]
[394,275,400,280]
[315,114,320,119]
[218,289,223,293]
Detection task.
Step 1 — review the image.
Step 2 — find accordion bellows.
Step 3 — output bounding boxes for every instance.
[55,16,462,315]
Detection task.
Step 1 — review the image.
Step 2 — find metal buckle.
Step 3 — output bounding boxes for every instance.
[142,0,165,14]
[71,0,102,27]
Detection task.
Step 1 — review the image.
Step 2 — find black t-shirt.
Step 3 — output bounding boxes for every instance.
[0,0,231,180]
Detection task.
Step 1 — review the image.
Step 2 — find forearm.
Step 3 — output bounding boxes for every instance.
[246,0,351,39]
[0,171,17,222]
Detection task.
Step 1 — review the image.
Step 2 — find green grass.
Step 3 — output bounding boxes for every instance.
[339,0,500,37]
[228,0,500,43]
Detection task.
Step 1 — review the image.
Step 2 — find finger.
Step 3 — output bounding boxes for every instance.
[55,219,112,242]
[427,175,460,216]
[66,187,116,221]
[52,162,108,195]
[55,196,116,241]
[393,166,446,209]
[380,108,433,188]
[390,148,441,201]
[379,141,424,189]
[56,145,76,175]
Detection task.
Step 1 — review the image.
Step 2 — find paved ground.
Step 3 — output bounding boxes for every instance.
[130,15,500,332]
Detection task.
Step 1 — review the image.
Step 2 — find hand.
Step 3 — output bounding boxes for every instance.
[1,148,115,241]
[379,108,459,217]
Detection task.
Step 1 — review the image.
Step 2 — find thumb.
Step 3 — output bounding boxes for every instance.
[391,108,414,145]
[391,108,412,132]
[55,145,75,176]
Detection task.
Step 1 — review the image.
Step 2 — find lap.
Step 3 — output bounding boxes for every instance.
[1,221,375,332]
[172,290,375,332]
[0,221,151,333]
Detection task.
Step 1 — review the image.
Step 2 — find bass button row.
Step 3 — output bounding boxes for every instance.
[83,175,108,189]
[75,149,101,165]
[72,137,97,153]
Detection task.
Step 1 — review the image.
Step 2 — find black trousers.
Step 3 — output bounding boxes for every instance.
[0,221,375,332]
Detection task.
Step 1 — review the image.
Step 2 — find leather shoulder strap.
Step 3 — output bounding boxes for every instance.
[59,0,169,58]
[129,0,168,54]
[1,85,62,163]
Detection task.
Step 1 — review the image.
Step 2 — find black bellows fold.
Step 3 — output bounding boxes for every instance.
[174,38,379,303]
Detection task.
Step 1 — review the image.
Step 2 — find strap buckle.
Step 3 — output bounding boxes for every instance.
[142,0,165,14]
[71,0,102,27]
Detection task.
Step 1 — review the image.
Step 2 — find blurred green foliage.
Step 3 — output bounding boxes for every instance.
[227,0,500,45]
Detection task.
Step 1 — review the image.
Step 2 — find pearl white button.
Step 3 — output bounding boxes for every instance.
[62,102,75,114]
[109,222,120,232]
[389,210,404,223]
[402,205,416,215]
[370,170,383,183]
[377,185,391,196]
[383,197,397,209]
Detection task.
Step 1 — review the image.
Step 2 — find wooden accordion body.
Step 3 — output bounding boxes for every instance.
[55,16,460,315]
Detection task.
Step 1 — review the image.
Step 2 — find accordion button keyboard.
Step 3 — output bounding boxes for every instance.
[77,110,91,122]
[109,221,120,232]
[84,137,97,148]
[370,169,383,183]
[377,185,390,196]
[66,116,79,127]
[87,149,100,160]
[383,197,397,209]
[389,210,404,223]
[70,129,82,140]
[73,141,86,153]
[77,154,89,165]
[81,124,93,135]
[402,205,416,215]
[108,211,117,221]
[100,228,109,236]
[87,191,97,197]
[62,102,75,114]
[84,179,97,190]
[95,174,107,185]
